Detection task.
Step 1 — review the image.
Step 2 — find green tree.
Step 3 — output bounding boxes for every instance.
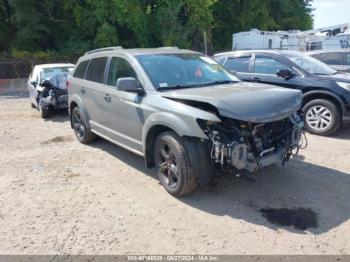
[0,0,13,51]
[0,0,314,57]
[212,0,313,51]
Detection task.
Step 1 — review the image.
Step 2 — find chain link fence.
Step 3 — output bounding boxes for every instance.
[0,78,28,97]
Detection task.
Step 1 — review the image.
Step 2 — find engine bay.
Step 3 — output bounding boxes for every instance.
[198,113,305,173]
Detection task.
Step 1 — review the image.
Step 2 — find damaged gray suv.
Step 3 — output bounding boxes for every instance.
[69,47,304,196]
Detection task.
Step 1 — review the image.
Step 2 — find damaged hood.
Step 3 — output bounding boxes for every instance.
[161,82,302,122]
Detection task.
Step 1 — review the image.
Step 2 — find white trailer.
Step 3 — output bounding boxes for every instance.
[232,23,350,51]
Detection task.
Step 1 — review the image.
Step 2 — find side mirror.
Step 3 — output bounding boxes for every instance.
[116,77,145,96]
[30,80,37,87]
[277,69,295,79]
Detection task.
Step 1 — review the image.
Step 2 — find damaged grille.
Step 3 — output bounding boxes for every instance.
[198,113,304,172]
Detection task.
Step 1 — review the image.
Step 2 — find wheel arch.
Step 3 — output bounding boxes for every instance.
[142,112,208,168]
[144,124,173,168]
[69,96,91,129]
[143,123,214,186]
[302,91,344,115]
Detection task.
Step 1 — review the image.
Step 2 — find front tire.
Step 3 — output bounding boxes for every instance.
[154,132,198,196]
[303,99,342,136]
[38,102,50,119]
[71,107,96,144]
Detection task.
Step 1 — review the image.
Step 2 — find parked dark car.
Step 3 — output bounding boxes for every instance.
[68,47,304,196]
[28,64,74,118]
[307,49,350,73]
[214,50,350,136]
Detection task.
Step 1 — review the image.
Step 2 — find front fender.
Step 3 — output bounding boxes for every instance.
[142,111,209,145]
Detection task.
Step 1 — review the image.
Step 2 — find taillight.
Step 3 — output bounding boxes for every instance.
[66,80,70,88]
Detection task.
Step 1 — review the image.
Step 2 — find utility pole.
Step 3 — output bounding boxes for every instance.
[203,30,208,55]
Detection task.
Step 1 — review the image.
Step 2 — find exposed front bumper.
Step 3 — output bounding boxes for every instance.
[41,94,68,109]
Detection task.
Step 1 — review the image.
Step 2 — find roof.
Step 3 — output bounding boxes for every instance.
[82,47,201,58]
[214,50,305,57]
[306,49,350,55]
[35,63,75,69]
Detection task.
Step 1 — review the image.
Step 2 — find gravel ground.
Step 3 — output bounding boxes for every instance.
[0,95,350,255]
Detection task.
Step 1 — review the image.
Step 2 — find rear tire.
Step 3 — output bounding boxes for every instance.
[71,107,96,144]
[302,99,342,136]
[154,131,198,196]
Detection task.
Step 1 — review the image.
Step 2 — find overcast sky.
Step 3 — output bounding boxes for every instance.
[312,0,350,28]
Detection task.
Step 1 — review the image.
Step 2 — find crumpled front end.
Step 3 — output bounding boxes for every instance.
[39,88,68,109]
[37,74,69,110]
[197,112,305,173]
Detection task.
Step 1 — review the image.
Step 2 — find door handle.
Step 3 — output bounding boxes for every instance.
[104,94,111,103]
[80,87,86,94]
[252,77,261,82]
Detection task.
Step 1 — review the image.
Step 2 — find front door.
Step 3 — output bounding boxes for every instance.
[98,56,144,153]
[250,55,303,89]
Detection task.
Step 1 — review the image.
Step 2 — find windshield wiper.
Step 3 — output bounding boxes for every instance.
[157,84,196,90]
[157,80,237,90]
[201,80,237,86]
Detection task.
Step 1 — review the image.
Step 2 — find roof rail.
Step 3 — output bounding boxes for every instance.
[85,46,123,55]
[158,46,179,49]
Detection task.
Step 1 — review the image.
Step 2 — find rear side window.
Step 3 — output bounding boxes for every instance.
[318,53,343,65]
[225,57,251,73]
[254,57,288,74]
[73,60,89,79]
[86,57,107,83]
[108,57,137,86]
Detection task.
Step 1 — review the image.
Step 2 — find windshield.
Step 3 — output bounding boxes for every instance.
[136,54,239,90]
[285,53,337,76]
[40,67,74,80]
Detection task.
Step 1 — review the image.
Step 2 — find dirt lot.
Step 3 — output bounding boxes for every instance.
[0,94,350,255]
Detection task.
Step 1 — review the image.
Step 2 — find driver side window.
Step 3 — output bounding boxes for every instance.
[108,57,137,87]
[254,56,288,75]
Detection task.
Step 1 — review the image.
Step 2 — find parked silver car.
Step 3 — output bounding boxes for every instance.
[68,47,304,196]
[308,49,350,73]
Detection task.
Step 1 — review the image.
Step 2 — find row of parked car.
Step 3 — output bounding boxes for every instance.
[27,47,350,196]
[214,50,350,135]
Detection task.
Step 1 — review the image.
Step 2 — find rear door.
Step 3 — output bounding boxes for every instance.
[83,57,108,128]
[251,55,303,89]
[70,59,90,111]
[222,56,252,81]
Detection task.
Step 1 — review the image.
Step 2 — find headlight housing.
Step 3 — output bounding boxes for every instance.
[336,81,350,91]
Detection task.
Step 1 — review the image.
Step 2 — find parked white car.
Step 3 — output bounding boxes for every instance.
[28,63,74,118]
